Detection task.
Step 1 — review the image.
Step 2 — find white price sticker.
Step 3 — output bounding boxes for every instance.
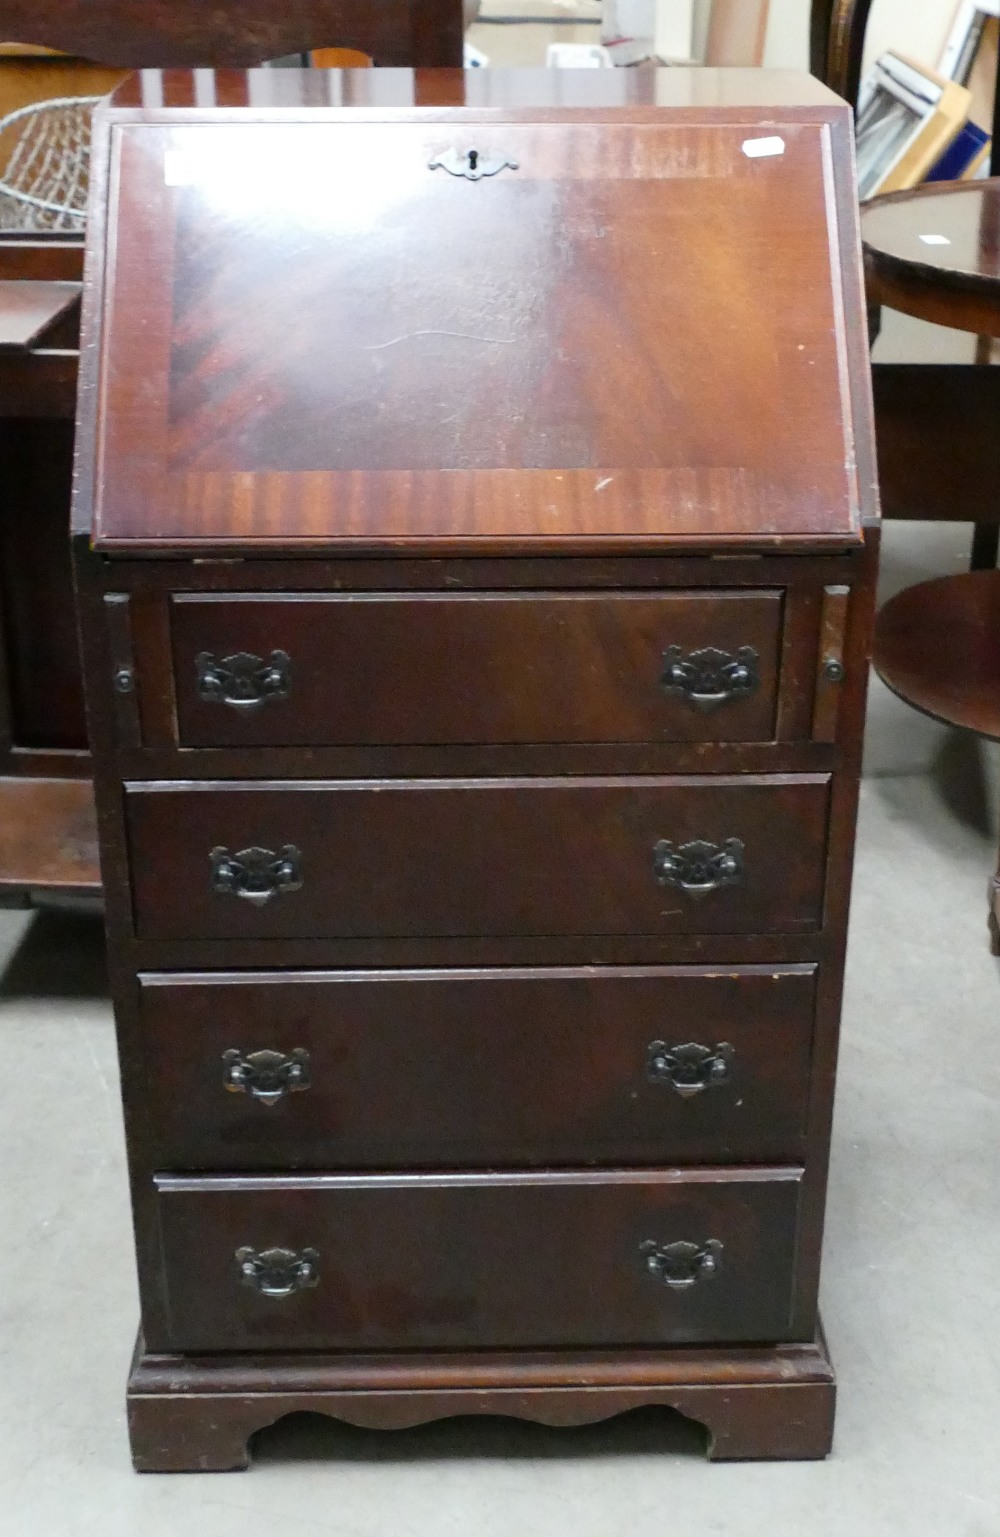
[741,136,786,160]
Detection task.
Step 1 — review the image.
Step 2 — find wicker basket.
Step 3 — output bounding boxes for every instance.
[0,96,101,233]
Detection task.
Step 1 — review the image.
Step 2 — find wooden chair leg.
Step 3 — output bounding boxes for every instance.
[866,299,881,348]
[971,524,1000,571]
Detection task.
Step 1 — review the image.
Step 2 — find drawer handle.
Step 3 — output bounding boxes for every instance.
[653,837,744,897]
[646,1040,734,1097]
[223,1048,311,1104]
[236,1245,319,1298]
[210,845,303,905]
[641,1238,723,1289]
[196,649,291,709]
[661,645,759,711]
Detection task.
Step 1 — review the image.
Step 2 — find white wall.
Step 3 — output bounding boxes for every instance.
[861,0,958,72]
[757,0,959,75]
[763,0,810,68]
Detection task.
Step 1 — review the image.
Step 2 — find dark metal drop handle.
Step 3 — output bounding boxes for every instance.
[661,645,759,711]
[653,837,744,897]
[641,1239,723,1289]
[196,649,290,710]
[223,1048,311,1105]
[236,1246,319,1298]
[210,845,303,905]
[646,1041,734,1097]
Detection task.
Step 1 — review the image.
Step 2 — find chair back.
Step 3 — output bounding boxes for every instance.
[0,1,465,68]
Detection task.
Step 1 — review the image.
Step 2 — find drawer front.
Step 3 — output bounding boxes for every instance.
[140,965,816,1169]
[170,590,783,747]
[126,776,829,941]
[153,1168,803,1352]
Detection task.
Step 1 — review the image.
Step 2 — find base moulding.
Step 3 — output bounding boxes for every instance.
[127,1326,836,1470]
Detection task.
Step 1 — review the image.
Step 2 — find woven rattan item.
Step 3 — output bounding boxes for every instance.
[0,95,101,231]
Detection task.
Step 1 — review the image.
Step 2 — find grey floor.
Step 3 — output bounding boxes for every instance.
[2,516,999,1534]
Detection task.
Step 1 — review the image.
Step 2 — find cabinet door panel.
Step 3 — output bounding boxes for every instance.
[140,964,816,1168]
[153,1167,804,1352]
[171,590,783,746]
[125,775,830,940]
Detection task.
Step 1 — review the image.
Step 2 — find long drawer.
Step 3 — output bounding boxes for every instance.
[170,589,784,747]
[139,965,817,1169]
[125,775,830,940]
[152,1168,803,1353]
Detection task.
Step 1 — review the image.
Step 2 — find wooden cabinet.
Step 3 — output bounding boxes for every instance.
[73,67,879,1471]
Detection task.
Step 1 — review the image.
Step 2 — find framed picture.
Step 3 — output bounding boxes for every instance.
[938,0,999,82]
[855,50,971,199]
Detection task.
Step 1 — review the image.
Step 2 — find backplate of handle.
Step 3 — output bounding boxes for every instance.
[196,649,290,709]
[210,844,303,905]
[640,1238,723,1289]
[236,1246,319,1298]
[223,1047,311,1104]
[646,1040,734,1096]
[660,645,759,710]
[652,837,744,896]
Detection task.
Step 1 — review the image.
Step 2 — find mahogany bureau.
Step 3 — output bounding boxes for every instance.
[72,67,879,1469]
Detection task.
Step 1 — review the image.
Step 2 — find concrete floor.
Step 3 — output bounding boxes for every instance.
[1,515,999,1533]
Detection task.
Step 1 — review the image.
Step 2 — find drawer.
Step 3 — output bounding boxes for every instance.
[125,775,829,941]
[152,1168,803,1352]
[170,590,783,747]
[139,965,817,1169]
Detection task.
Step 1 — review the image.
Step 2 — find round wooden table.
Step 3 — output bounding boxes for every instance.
[863,179,1000,947]
[863,178,1000,333]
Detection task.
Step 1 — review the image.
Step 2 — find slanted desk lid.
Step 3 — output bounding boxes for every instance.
[83,71,874,553]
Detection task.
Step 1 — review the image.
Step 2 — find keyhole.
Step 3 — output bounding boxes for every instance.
[468,148,479,171]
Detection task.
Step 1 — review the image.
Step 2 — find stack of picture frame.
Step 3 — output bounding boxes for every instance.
[856,0,997,199]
